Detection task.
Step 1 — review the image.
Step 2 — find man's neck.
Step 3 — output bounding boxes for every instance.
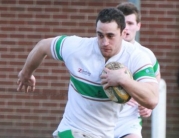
[130,39,135,44]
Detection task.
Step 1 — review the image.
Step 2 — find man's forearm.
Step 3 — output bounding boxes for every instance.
[21,40,50,77]
[122,79,159,109]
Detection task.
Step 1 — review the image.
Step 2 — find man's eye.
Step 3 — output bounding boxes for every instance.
[98,34,103,38]
[108,34,114,38]
[128,22,133,25]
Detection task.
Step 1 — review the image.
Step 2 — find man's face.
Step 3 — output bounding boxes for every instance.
[96,20,123,61]
[122,14,140,43]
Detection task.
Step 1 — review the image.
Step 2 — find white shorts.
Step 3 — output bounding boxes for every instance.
[53,129,103,138]
[114,116,142,138]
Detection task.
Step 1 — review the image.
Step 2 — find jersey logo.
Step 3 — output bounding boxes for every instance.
[78,68,91,76]
[145,68,154,76]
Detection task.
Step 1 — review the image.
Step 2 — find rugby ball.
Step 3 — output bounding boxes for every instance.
[103,62,132,103]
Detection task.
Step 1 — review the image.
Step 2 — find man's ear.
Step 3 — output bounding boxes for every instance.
[137,22,141,31]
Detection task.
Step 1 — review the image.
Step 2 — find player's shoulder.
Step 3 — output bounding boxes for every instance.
[122,40,144,56]
[134,41,156,57]
[67,35,96,41]
[122,40,137,53]
[55,35,97,52]
[53,35,96,43]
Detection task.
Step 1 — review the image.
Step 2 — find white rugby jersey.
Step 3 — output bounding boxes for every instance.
[117,41,160,118]
[134,41,160,76]
[50,35,157,138]
[115,41,160,138]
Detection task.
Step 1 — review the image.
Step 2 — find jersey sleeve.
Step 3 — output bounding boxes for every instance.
[145,48,160,76]
[140,45,160,77]
[50,35,83,61]
[153,59,160,76]
[129,49,157,83]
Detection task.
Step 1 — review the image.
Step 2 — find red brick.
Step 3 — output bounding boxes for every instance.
[0,0,179,137]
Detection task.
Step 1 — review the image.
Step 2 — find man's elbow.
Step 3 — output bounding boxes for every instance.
[146,98,158,109]
[37,38,53,58]
[147,82,159,109]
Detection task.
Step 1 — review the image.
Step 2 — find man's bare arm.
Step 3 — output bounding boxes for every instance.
[17,38,54,92]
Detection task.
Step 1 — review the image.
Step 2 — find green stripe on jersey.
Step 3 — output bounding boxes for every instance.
[70,76,108,99]
[58,130,74,138]
[55,35,67,61]
[133,67,155,80]
[138,117,142,126]
[153,60,159,73]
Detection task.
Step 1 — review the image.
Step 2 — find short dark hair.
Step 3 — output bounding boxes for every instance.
[116,2,141,23]
[96,7,125,32]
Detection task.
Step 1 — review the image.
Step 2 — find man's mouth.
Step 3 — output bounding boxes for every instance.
[103,48,111,52]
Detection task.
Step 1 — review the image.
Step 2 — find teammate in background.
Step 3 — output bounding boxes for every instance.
[114,2,161,138]
[17,7,158,138]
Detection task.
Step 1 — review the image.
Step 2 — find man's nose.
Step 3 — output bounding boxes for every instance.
[102,38,109,46]
[125,24,129,30]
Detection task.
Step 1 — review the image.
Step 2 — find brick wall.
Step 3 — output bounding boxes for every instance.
[140,1,179,138]
[0,0,178,138]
